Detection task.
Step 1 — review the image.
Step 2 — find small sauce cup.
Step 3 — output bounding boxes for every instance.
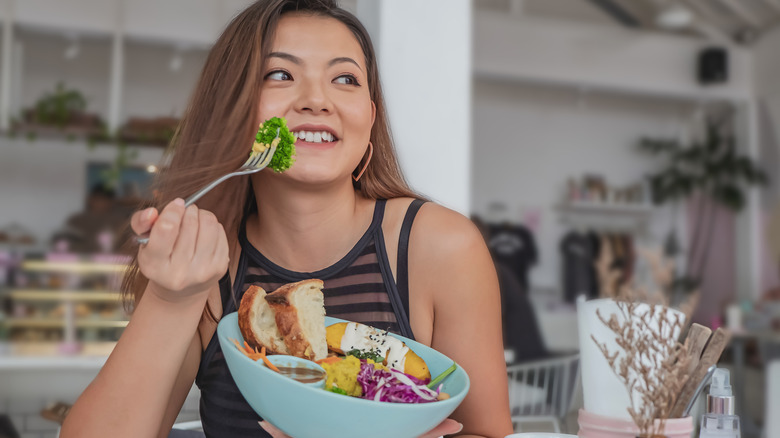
[266,355,326,388]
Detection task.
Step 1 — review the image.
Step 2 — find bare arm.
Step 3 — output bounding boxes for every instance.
[60,199,228,438]
[156,333,203,438]
[410,204,513,438]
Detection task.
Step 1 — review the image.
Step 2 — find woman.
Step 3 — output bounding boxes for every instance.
[60,1,512,437]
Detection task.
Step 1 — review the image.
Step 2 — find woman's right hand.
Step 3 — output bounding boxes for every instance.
[130,198,229,303]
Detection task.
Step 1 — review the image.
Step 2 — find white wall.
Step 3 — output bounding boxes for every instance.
[359,0,472,214]
[473,79,687,290]
[753,27,780,294]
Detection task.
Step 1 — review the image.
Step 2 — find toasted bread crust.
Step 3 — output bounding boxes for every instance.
[237,285,288,355]
[265,279,325,360]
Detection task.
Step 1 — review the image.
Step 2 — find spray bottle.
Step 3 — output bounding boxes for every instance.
[699,367,741,438]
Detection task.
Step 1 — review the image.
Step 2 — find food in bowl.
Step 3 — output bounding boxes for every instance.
[234,279,455,404]
[238,280,327,361]
[326,321,430,380]
[218,312,470,438]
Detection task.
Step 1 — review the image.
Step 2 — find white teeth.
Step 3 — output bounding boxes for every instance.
[293,130,337,142]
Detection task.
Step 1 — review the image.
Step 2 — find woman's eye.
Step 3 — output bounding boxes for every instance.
[333,74,360,86]
[266,71,292,81]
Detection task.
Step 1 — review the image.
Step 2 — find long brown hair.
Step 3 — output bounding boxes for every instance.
[121,0,418,315]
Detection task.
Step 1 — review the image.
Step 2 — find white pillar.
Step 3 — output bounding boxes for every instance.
[0,0,14,132]
[736,100,762,300]
[107,0,125,134]
[10,40,21,118]
[357,0,473,215]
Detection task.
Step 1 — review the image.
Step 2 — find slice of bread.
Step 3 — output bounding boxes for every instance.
[238,285,290,355]
[264,279,327,361]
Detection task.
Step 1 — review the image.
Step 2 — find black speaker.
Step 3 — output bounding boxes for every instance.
[698,47,728,84]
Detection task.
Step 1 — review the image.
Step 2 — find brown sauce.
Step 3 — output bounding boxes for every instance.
[276,366,326,384]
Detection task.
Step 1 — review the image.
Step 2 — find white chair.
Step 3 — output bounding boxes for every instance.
[506,353,580,433]
[766,360,780,438]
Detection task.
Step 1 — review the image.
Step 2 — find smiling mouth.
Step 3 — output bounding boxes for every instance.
[293,130,338,143]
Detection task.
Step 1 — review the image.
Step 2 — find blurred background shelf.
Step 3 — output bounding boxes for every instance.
[6,319,128,329]
[6,290,122,302]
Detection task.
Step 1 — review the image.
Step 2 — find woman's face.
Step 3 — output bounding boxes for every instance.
[257,13,375,185]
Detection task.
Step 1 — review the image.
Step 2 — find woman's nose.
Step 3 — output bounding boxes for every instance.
[296,80,332,114]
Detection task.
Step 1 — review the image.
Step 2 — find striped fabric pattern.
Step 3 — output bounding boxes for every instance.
[243,243,401,333]
[196,200,407,437]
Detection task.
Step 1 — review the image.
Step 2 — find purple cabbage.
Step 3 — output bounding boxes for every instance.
[357,362,440,403]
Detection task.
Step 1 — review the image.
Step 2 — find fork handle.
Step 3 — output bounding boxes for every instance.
[184,172,237,207]
[135,172,239,244]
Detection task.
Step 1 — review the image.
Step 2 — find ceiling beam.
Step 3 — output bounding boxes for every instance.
[612,0,657,28]
[586,0,642,27]
[690,18,735,44]
[716,0,765,28]
[682,0,738,41]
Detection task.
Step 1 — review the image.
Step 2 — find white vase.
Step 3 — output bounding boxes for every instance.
[576,296,685,420]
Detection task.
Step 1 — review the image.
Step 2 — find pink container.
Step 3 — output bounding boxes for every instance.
[578,409,694,438]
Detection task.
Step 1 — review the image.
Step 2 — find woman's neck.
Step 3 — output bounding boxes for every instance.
[247,178,375,273]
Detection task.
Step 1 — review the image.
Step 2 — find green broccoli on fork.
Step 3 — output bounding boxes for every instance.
[252,117,296,173]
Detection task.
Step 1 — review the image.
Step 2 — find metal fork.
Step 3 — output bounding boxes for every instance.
[136,130,279,244]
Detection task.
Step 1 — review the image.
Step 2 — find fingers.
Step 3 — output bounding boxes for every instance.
[419,419,463,438]
[258,421,290,438]
[130,207,158,235]
[170,205,199,264]
[137,197,228,297]
[190,210,226,280]
[145,198,186,255]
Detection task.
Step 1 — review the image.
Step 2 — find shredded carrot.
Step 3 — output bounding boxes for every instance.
[316,356,343,365]
[230,338,280,373]
[258,346,280,372]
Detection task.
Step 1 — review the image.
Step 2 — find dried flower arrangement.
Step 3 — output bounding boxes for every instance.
[591,248,698,437]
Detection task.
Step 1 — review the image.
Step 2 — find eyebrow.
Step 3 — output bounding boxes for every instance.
[267,52,363,72]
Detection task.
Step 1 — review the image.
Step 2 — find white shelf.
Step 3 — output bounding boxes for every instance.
[21,259,128,274]
[556,201,654,234]
[8,289,121,302]
[557,201,654,215]
[7,318,128,329]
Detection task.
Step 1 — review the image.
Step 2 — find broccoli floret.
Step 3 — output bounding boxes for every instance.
[254,117,296,173]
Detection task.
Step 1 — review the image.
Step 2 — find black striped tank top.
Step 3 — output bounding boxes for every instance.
[195,199,426,437]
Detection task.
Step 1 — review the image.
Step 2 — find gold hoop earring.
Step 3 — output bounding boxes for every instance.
[352,142,373,182]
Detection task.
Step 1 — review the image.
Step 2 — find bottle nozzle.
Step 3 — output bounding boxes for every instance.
[710,368,732,397]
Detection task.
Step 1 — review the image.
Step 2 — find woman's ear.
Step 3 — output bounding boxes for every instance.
[370,100,376,128]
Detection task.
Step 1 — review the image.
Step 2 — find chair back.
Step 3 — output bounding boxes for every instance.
[506,353,580,420]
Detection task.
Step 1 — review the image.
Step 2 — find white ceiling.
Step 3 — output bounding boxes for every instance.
[474,0,780,45]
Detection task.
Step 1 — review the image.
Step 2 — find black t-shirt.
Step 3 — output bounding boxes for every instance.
[560,230,599,303]
[487,223,538,291]
[496,262,548,363]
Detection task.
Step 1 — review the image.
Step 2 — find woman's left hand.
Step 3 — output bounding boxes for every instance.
[259,419,463,437]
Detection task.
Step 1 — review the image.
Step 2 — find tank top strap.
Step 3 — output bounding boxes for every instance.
[396,199,427,324]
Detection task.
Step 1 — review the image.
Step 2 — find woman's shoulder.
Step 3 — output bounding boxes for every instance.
[385,197,485,258]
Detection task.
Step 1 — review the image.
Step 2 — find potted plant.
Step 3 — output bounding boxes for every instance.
[638,106,768,301]
[13,82,105,140]
[118,116,180,147]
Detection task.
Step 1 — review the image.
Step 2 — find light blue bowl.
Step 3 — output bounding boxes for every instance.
[217,313,470,438]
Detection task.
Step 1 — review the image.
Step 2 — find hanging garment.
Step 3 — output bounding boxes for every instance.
[487,223,538,292]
